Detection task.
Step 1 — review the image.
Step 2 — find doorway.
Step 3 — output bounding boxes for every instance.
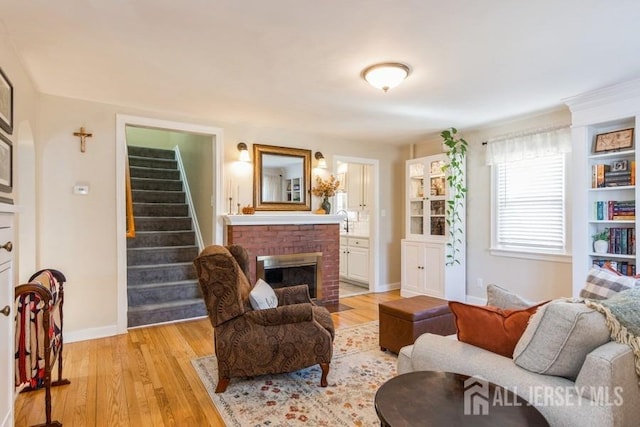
[115,115,223,333]
[333,156,379,299]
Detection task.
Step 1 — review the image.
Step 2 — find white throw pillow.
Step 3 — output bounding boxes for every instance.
[249,279,278,310]
[513,299,610,380]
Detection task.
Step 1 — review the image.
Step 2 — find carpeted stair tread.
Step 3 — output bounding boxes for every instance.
[134,217,193,231]
[127,299,207,327]
[127,280,202,306]
[127,262,197,285]
[127,245,199,266]
[131,177,182,191]
[128,155,178,170]
[132,189,185,204]
[133,203,189,217]
[128,146,176,159]
[127,230,196,248]
[130,166,180,180]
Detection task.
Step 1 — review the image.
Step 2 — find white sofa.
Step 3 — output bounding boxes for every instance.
[398,333,640,427]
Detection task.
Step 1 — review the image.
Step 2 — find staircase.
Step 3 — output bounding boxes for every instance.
[126,146,205,328]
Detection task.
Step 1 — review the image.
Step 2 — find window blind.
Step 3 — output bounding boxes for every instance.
[495,154,565,252]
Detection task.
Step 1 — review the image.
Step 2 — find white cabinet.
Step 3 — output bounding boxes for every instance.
[406,155,448,240]
[340,236,369,283]
[401,240,464,300]
[346,164,370,211]
[401,154,465,300]
[566,81,640,296]
[0,209,14,427]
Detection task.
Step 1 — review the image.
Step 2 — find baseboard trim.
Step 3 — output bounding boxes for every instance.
[465,295,487,305]
[374,281,400,292]
[65,325,122,343]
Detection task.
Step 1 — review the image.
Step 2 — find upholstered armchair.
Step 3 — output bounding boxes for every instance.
[193,245,335,393]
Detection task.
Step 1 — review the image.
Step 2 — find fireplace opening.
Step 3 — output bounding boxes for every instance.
[256,252,322,299]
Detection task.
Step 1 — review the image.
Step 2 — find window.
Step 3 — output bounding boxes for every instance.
[487,126,571,258]
[493,154,566,253]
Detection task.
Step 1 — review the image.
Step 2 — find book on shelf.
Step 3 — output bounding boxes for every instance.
[603,227,636,255]
[594,200,636,220]
[592,164,610,188]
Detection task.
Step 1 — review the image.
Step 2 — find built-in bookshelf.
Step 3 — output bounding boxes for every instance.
[567,79,640,297]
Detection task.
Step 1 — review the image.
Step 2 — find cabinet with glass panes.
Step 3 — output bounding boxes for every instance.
[406,154,448,241]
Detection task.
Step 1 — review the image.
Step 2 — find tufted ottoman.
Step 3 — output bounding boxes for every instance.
[378,296,456,354]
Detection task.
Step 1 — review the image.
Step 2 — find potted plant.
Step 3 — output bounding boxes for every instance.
[440,128,468,266]
[592,229,609,253]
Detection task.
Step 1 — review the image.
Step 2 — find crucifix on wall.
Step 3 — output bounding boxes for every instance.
[73,127,93,153]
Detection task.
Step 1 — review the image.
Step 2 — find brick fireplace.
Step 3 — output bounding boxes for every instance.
[224,214,342,305]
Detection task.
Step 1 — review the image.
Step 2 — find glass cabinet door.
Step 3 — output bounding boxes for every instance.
[406,156,448,240]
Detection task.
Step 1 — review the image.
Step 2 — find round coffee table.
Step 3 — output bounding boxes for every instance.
[375,371,549,426]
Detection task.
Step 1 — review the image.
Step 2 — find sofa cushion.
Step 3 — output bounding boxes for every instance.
[580,266,640,300]
[449,301,545,358]
[513,299,611,380]
[249,279,279,310]
[486,284,535,309]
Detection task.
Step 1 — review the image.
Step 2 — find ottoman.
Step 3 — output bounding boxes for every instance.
[379,296,456,354]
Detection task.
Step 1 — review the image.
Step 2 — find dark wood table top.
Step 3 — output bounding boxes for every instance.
[375,371,549,427]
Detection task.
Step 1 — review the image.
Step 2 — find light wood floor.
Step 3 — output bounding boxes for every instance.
[14,290,401,427]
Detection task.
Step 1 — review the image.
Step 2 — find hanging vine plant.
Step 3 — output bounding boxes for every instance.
[440,127,468,266]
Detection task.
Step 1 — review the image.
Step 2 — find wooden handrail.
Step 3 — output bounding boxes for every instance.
[126,153,136,238]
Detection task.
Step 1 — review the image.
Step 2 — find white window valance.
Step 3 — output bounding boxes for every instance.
[485,126,571,165]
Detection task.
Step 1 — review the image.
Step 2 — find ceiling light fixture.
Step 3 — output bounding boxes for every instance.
[237,142,250,162]
[315,152,327,168]
[361,62,411,92]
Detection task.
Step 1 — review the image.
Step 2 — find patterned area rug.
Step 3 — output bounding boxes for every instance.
[192,321,397,426]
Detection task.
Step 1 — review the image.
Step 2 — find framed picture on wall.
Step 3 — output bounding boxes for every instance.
[0,133,12,193]
[0,68,13,135]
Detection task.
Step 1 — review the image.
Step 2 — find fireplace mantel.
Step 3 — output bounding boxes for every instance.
[223,213,344,226]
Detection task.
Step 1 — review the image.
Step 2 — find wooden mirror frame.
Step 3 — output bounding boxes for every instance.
[253,144,312,211]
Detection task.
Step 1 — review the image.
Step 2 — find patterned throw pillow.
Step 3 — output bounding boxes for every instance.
[580,266,640,300]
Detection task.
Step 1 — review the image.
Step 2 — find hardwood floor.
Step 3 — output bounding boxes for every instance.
[14,290,402,427]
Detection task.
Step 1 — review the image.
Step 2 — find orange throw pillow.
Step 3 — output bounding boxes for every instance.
[448,301,547,358]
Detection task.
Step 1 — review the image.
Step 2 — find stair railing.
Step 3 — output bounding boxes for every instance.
[174,146,204,251]
[125,146,136,238]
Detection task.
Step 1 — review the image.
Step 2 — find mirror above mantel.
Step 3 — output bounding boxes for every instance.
[253,144,312,211]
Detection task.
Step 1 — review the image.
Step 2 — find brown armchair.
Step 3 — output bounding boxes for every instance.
[193,245,335,393]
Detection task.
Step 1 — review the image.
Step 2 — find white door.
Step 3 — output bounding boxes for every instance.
[401,240,425,297]
[423,243,444,298]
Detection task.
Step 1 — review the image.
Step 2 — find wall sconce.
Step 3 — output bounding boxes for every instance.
[237,142,250,162]
[315,152,327,168]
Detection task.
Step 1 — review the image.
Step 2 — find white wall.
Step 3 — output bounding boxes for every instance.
[413,108,573,302]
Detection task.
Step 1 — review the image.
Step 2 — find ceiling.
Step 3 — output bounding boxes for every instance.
[2,1,640,144]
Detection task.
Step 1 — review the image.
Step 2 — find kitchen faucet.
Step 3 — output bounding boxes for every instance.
[336,209,349,233]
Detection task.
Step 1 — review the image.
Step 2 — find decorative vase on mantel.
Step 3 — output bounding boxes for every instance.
[321,197,331,214]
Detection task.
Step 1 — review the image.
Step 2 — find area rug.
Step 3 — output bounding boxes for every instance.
[192,321,397,426]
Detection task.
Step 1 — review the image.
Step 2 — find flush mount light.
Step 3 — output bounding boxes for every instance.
[315,152,327,168]
[361,62,411,92]
[237,142,250,162]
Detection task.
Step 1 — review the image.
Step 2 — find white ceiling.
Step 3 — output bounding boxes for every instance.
[2,0,640,144]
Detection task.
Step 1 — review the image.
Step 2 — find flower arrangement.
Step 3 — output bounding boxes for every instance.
[312,175,341,198]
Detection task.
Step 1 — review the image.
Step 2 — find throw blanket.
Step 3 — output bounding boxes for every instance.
[584,287,640,380]
[14,270,62,390]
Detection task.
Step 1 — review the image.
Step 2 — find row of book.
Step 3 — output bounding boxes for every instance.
[592,161,636,188]
[594,200,636,220]
[592,259,636,276]
[602,227,636,255]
